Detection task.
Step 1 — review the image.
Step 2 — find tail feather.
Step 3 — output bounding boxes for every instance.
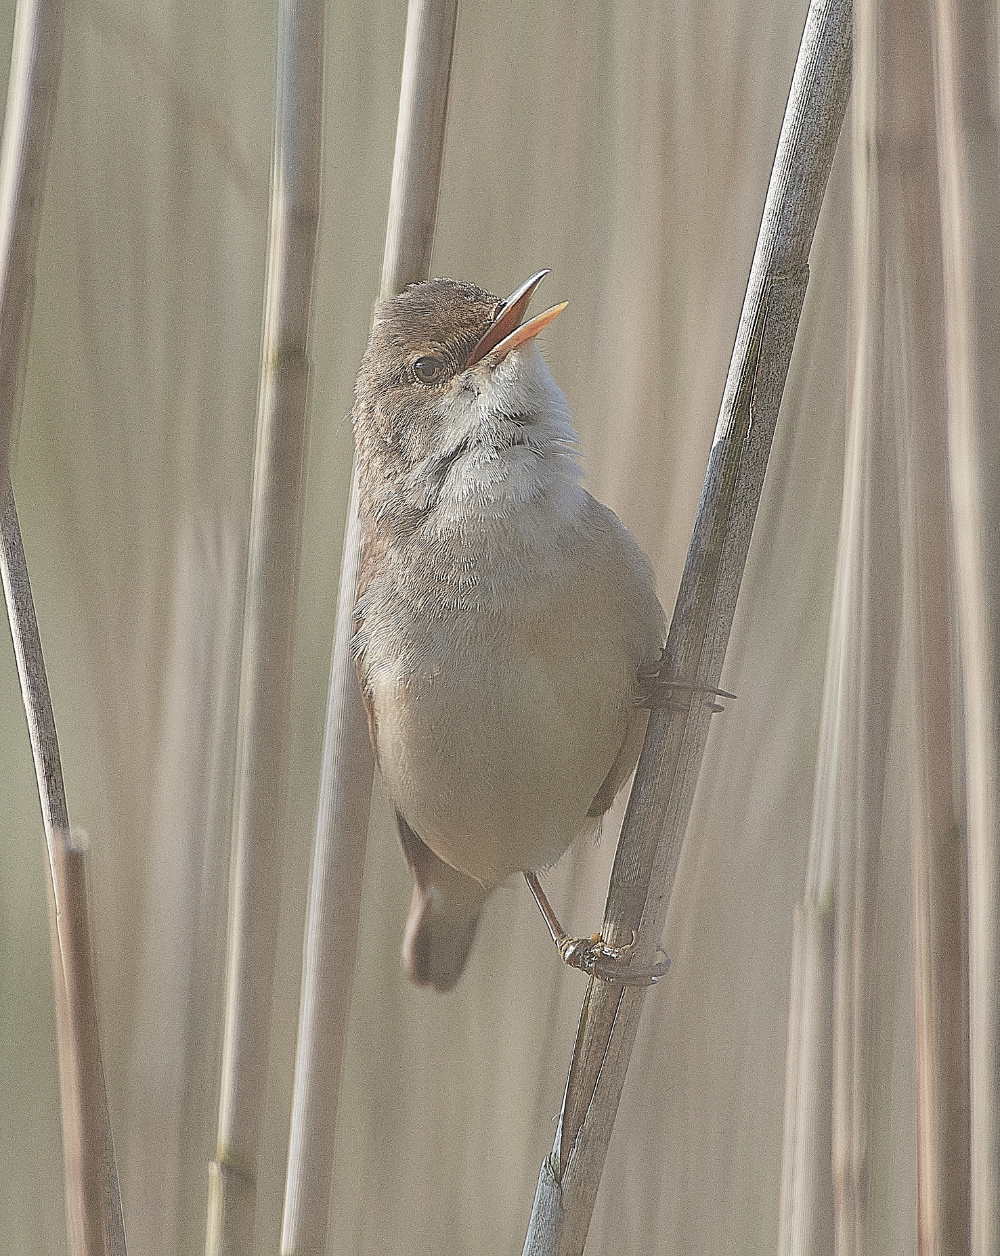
[396,812,491,992]
[402,882,484,992]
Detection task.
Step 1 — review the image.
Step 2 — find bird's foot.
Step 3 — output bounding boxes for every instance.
[638,676,736,714]
[525,872,670,986]
[557,930,670,985]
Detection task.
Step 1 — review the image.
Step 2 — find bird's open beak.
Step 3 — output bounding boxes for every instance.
[464,270,568,368]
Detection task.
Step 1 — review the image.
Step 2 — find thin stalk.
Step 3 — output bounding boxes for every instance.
[886,0,969,1247]
[777,903,836,1252]
[0,0,64,484]
[206,3,325,1253]
[522,2,852,1252]
[827,7,901,1251]
[932,0,1000,1251]
[279,3,458,1254]
[778,527,846,1248]
[0,1,127,1252]
[2,481,127,1256]
[380,0,460,299]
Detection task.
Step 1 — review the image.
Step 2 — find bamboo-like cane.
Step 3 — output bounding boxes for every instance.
[777,902,835,1252]
[522,3,852,1252]
[0,1,127,1253]
[205,3,325,1254]
[776,18,893,1240]
[825,10,899,1249]
[933,0,1000,1249]
[279,5,458,1253]
[2,484,128,1256]
[885,0,970,1246]
[0,0,64,484]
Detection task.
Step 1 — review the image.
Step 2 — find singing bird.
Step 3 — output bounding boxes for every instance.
[352,271,665,991]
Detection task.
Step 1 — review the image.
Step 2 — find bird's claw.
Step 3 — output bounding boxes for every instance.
[639,678,736,714]
[557,930,671,985]
[525,870,670,986]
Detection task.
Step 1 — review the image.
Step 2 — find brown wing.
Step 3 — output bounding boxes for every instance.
[354,657,379,767]
[587,705,650,818]
[353,519,389,766]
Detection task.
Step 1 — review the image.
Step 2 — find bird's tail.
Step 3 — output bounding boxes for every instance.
[396,812,491,992]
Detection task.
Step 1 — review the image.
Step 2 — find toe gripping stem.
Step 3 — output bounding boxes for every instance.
[638,661,736,715]
[525,872,670,986]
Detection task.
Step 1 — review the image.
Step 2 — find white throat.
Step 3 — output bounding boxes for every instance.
[415,342,583,525]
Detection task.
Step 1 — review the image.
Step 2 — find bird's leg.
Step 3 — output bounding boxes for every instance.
[524,871,670,986]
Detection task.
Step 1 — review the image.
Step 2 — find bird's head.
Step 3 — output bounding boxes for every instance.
[353,271,578,527]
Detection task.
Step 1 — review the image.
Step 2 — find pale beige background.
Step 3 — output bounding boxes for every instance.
[0,2,871,1254]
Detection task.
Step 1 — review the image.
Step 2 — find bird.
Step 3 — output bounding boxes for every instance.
[351,270,666,992]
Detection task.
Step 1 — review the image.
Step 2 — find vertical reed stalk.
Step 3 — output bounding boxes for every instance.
[206,3,325,1253]
[826,8,900,1251]
[933,0,1000,1251]
[886,0,970,1247]
[523,2,852,1252]
[2,483,127,1256]
[777,899,836,1252]
[0,0,64,482]
[0,1,126,1252]
[279,4,458,1254]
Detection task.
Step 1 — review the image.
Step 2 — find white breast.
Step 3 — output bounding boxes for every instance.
[366,501,662,886]
[358,341,665,886]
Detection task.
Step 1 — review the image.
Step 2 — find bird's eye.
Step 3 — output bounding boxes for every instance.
[412,355,445,385]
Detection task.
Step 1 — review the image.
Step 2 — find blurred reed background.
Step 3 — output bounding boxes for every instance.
[0,0,992,1253]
